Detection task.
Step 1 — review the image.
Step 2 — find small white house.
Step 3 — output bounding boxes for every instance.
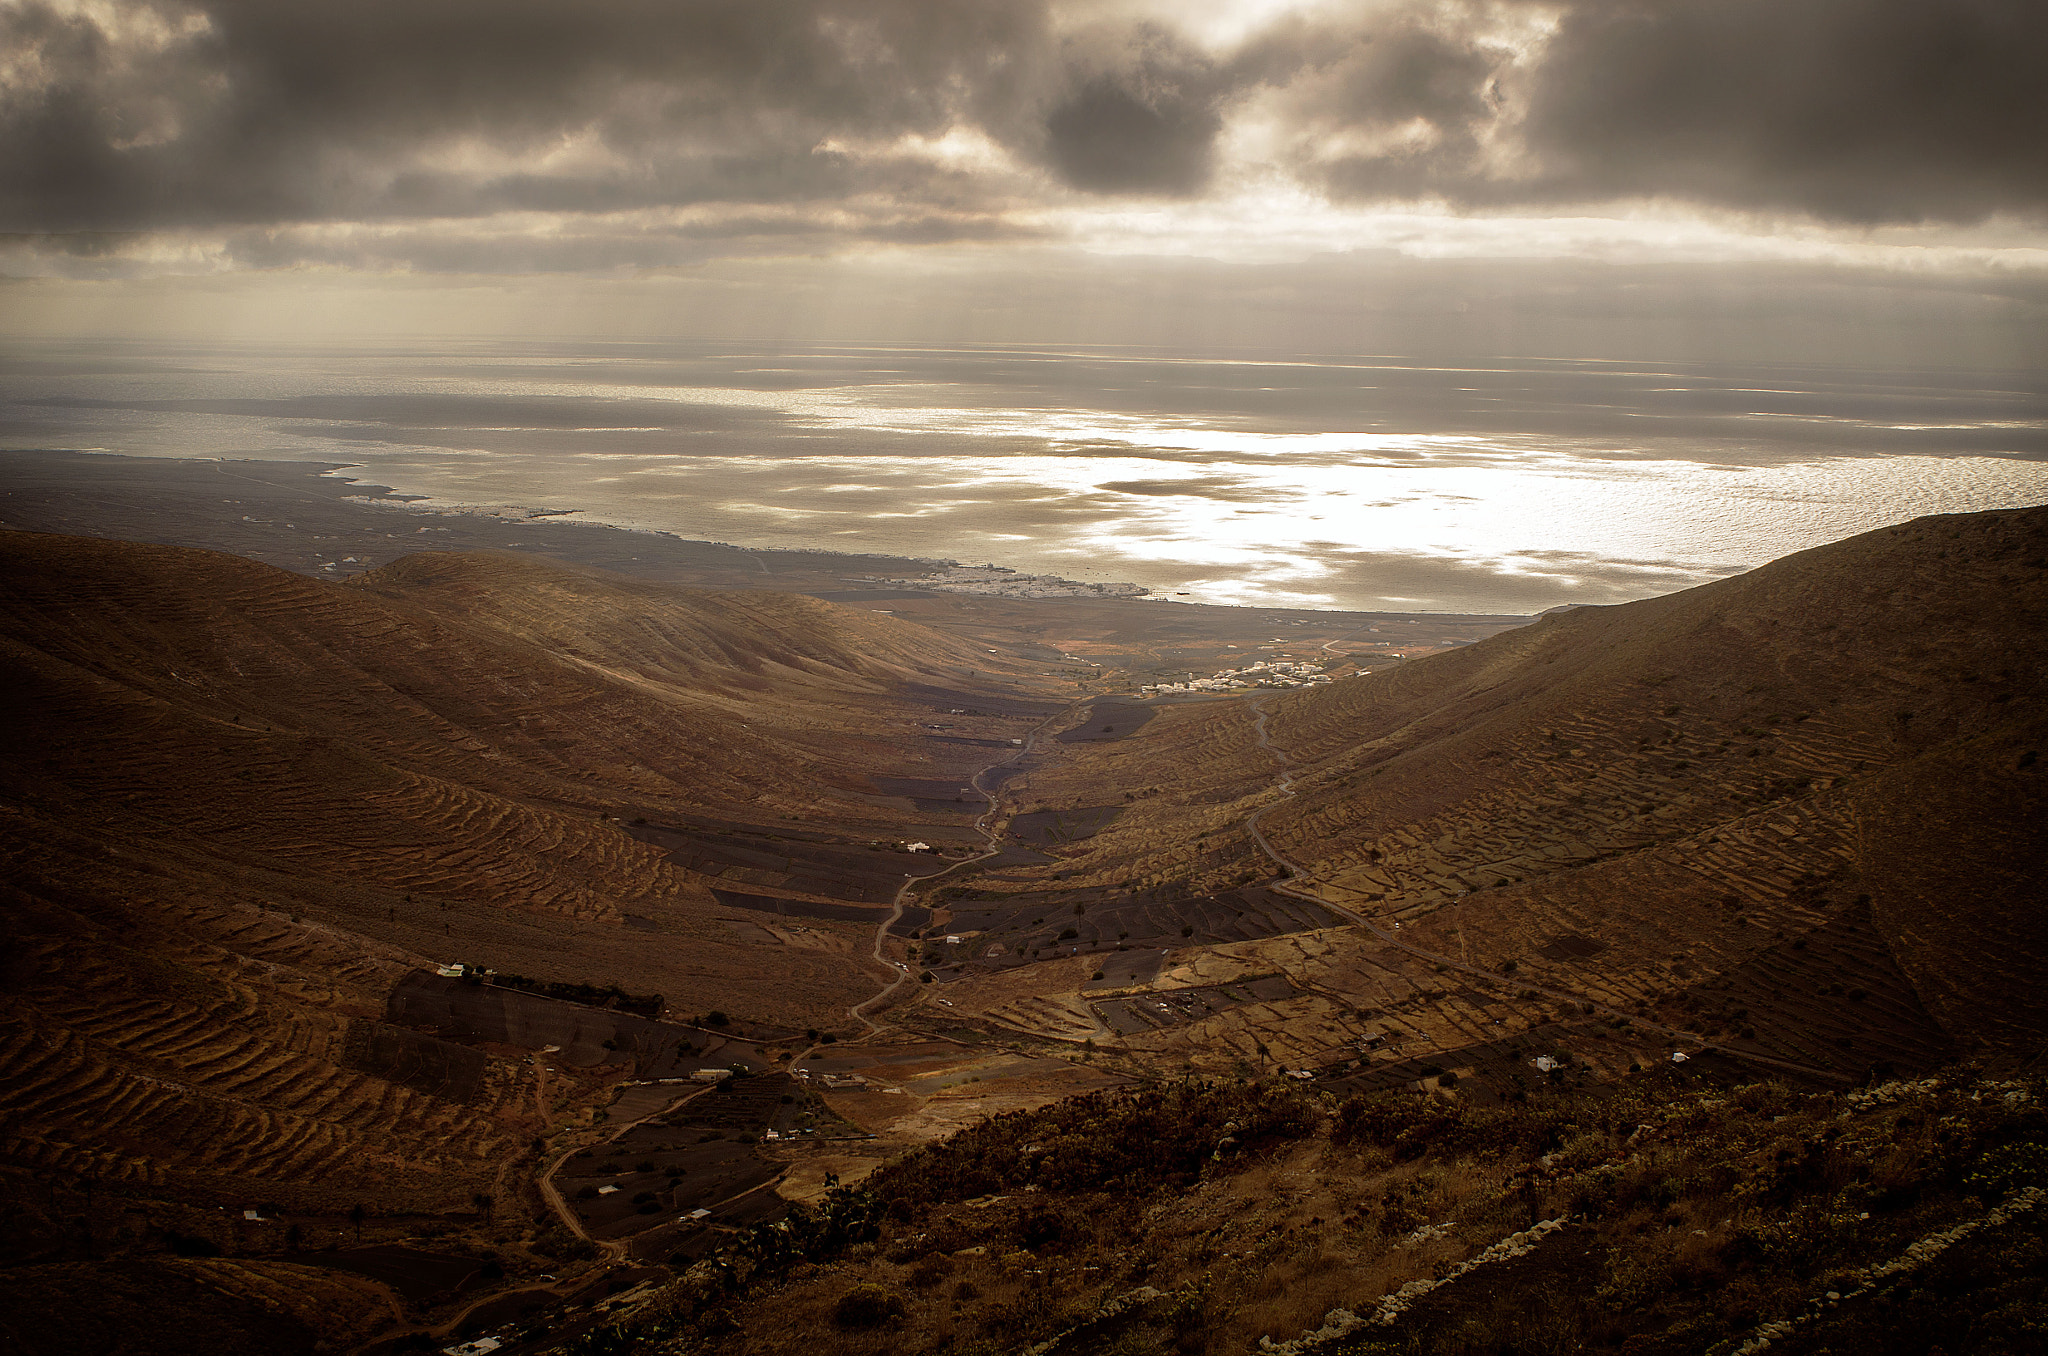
[691,1068,733,1083]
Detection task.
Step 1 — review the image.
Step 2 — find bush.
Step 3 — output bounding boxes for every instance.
[832,1282,906,1329]
[162,1230,220,1258]
[868,1080,1317,1204]
[909,1254,954,1289]
[1016,1204,1073,1250]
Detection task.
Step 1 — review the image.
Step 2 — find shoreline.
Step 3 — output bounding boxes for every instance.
[1,447,1534,623]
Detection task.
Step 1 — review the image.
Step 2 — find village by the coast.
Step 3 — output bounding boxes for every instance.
[1141,658,1334,694]
[866,563,1152,600]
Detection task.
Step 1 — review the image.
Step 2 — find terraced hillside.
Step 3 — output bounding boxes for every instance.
[0,859,544,1269]
[0,531,1082,1346]
[933,508,2048,1074]
[0,534,1067,1021]
[348,549,1029,700]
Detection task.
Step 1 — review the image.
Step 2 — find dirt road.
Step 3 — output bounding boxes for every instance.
[848,694,1093,1032]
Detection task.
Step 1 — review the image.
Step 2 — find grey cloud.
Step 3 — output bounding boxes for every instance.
[1036,25,1238,196]
[1520,0,2048,223]
[1043,75,1221,195]
[1300,0,2048,222]
[1276,18,1504,201]
[0,0,1056,233]
[0,0,2041,268]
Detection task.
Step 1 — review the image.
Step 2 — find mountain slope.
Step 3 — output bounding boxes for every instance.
[348,549,1017,695]
[0,532,1068,1293]
[955,506,2047,1071]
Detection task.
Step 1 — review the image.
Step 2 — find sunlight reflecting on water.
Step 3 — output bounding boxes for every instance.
[4,340,2042,613]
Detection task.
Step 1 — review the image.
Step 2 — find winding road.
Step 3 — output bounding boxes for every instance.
[847,693,1095,1032]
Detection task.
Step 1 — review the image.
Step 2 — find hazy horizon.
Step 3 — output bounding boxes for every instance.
[2,0,2043,611]
[6,332,2044,613]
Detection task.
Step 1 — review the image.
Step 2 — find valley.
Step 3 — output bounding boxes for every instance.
[1,486,2044,1356]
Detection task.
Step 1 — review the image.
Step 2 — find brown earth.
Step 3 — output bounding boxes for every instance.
[6,502,2046,1354]
[0,529,1083,1348]
[918,506,2048,1080]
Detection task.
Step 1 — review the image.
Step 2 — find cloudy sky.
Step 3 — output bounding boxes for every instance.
[2,0,2043,612]
[2,0,2042,307]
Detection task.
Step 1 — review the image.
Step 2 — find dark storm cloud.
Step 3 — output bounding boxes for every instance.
[0,0,1060,232]
[1035,24,1256,196]
[1,0,2041,264]
[1520,0,2048,221]
[1043,75,1221,195]
[1302,0,2048,222]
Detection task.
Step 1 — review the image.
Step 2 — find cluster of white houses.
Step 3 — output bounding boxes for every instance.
[867,564,1151,600]
[1140,659,1333,695]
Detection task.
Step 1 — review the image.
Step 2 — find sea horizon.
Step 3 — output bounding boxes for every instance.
[6,335,2044,615]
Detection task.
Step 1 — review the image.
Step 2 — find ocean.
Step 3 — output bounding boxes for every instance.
[5,337,2044,613]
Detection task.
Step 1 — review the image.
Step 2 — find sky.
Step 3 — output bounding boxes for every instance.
[2,0,2043,320]
[1,0,2044,612]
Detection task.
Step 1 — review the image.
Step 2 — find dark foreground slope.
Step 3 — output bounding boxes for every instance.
[522,1067,2048,1356]
[950,507,2047,1077]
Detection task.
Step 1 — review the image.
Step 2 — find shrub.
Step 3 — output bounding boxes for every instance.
[909,1254,953,1289]
[163,1230,220,1258]
[832,1282,906,1329]
[1016,1204,1072,1250]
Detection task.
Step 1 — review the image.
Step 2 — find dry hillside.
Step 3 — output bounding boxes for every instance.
[935,507,2048,1076]
[0,532,1072,1317]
